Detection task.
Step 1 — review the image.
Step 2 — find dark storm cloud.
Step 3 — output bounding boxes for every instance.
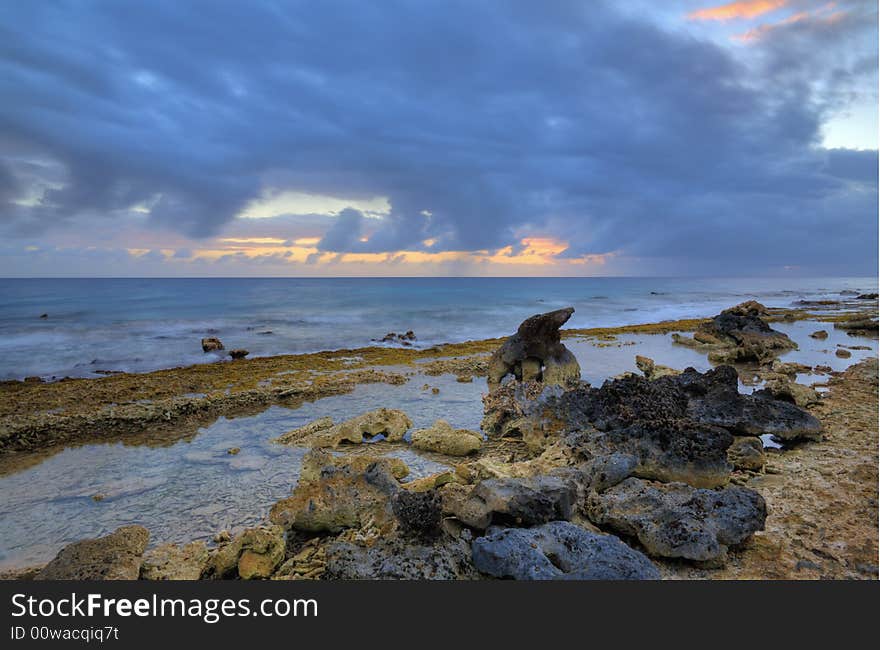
[0,0,876,273]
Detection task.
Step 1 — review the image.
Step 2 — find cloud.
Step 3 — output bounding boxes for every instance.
[688,0,788,21]
[0,0,876,276]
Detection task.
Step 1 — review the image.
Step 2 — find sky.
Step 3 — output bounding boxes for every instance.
[0,0,877,277]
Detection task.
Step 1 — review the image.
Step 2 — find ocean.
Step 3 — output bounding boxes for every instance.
[0,276,875,381]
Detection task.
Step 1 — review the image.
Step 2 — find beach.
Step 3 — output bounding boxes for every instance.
[0,283,877,580]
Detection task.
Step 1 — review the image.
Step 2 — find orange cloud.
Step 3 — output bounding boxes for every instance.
[179,234,617,272]
[688,0,787,21]
[731,3,840,42]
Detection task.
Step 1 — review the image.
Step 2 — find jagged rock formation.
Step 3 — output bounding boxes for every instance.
[672,300,796,363]
[487,307,581,390]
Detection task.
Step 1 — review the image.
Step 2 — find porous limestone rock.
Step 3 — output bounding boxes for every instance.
[35,525,149,580]
[410,419,482,456]
[271,409,412,448]
[207,525,285,579]
[472,521,660,580]
[323,535,478,580]
[635,355,681,380]
[269,450,405,533]
[727,436,765,472]
[672,301,796,364]
[487,307,581,390]
[141,541,210,580]
[586,477,766,564]
[444,475,577,529]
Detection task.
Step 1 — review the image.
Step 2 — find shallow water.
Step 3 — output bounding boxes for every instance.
[0,321,875,569]
[0,276,875,380]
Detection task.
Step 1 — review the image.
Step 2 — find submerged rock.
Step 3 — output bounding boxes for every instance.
[410,419,482,456]
[201,337,224,352]
[487,307,581,390]
[207,525,285,579]
[35,525,149,580]
[834,317,879,333]
[141,541,209,580]
[472,521,660,580]
[635,355,681,380]
[272,409,412,448]
[586,477,766,564]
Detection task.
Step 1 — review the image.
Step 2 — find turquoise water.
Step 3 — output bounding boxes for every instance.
[0,276,875,380]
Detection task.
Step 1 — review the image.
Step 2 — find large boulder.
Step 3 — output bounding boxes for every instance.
[586,477,766,564]
[269,450,405,533]
[472,521,660,580]
[487,307,581,390]
[410,419,482,456]
[271,409,412,448]
[141,541,210,580]
[35,525,149,580]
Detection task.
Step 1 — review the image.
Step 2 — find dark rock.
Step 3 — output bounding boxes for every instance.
[488,307,580,390]
[201,337,224,352]
[856,293,878,300]
[324,536,478,580]
[445,475,576,529]
[35,525,149,580]
[586,477,766,563]
[391,490,442,540]
[809,330,828,340]
[39,313,48,319]
[835,348,851,359]
[229,349,249,360]
[700,301,796,363]
[23,376,43,384]
[472,521,660,580]
[679,366,823,441]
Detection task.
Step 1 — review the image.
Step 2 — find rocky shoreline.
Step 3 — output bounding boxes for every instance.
[1,299,877,580]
